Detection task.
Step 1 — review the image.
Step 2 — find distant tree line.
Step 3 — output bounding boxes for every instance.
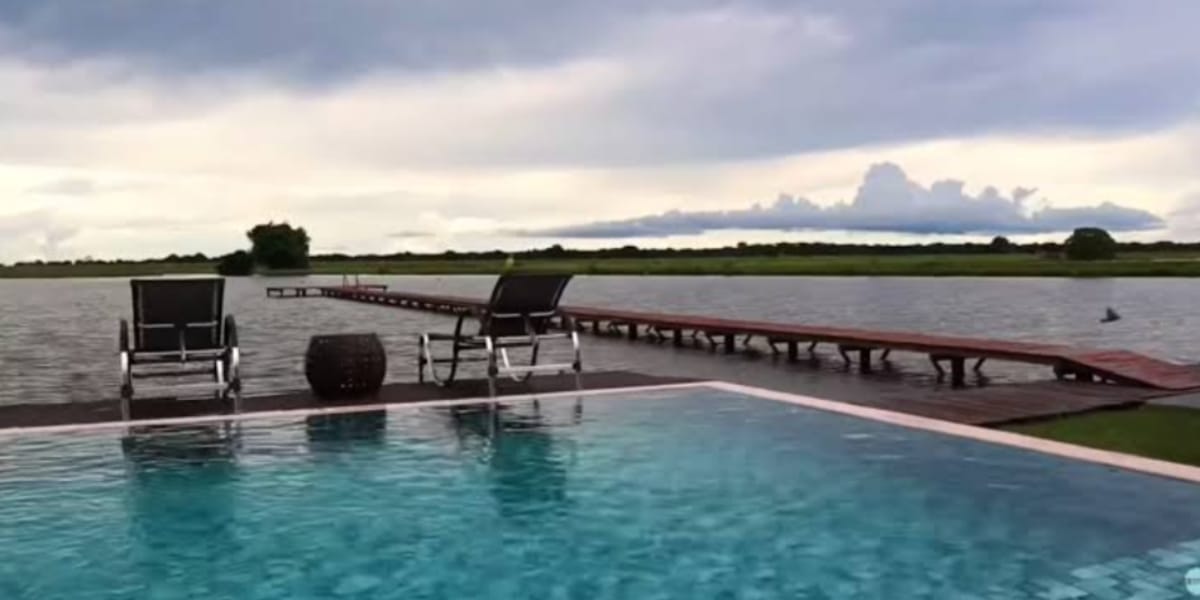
[1,226,1175,269]
[310,236,1175,262]
[10,253,212,267]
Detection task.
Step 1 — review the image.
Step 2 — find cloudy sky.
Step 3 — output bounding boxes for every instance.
[1,1,1198,261]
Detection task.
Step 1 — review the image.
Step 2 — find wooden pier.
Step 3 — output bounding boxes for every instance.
[271,286,1200,392]
[267,284,387,298]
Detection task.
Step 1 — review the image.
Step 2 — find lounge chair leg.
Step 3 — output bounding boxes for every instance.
[417,336,427,384]
[572,331,584,391]
[230,383,243,414]
[486,338,498,398]
[118,332,133,420]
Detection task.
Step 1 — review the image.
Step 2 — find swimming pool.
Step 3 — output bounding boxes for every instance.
[2,383,1199,599]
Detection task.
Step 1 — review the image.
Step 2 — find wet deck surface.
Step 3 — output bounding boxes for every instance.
[0,371,691,430]
[0,369,1180,431]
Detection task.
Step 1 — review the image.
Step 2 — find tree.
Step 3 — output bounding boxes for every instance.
[989,236,1012,253]
[247,222,310,269]
[216,250,255,276]
[1064,227,1117,261]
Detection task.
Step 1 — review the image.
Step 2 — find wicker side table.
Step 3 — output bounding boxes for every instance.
[305,334,387,400]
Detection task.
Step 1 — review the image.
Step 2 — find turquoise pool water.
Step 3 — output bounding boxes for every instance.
[2,387,1200,599]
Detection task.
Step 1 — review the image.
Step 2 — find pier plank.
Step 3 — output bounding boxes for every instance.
[288,286,1200,392]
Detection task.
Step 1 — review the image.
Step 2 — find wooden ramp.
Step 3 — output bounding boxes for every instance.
[285,286,1200,392]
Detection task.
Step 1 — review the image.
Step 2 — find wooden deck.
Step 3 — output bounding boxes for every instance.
[0,371,690,430]
[292,286,1200,391]
[854,380,1170,426]
[0,373,1171,431]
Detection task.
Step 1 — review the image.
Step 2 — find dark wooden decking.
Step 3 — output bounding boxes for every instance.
[0,373,1170,431]
[0,371,690,430]
[855,380,1171,426]
[298,286,1200,391]
[3,376,1173,432]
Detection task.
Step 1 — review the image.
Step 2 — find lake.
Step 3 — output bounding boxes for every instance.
[0,276,1196,407]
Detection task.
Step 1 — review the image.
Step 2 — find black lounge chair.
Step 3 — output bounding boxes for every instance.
[119,278,242,419]
[418,273,582,396]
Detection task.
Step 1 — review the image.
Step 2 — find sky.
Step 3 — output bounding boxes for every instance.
[0,1,1198,262]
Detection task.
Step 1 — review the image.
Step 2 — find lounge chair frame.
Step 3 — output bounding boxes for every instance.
[118,278,242,419]
[418,274,582,396]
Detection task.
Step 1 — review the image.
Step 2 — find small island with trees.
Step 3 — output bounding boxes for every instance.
[2,224,1197,278]
[216,222,311,276]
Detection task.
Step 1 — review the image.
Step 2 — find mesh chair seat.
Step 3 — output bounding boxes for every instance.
[418,273,582,396]
[119,278,242,419]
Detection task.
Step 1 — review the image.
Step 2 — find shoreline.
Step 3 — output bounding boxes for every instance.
[5,254,1200,278]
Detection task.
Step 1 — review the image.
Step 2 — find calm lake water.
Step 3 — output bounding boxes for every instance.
[0,275,1197,406]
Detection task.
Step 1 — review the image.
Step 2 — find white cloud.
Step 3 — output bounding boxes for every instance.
[0,2,1199,260]
[530,163,1165,238]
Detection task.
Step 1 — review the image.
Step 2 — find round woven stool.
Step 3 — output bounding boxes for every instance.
[305,333,387,400]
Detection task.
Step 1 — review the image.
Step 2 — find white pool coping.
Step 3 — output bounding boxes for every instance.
[0,382,703,436]
[4,379,1200,485]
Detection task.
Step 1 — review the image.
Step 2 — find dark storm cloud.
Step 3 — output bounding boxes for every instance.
[0,1,1196,164]
[531,163,1165,237]
[0,0,691,80]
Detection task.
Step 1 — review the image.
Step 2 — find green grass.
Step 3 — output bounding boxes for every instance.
[1009,406,1200,467]
[308,254,1200,277]
[5,253,1200,278]
[0,261,215,279]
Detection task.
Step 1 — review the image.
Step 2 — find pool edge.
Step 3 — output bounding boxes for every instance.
[0,381,704,437]
[708,381,1200,485]
[5,378,1200,486]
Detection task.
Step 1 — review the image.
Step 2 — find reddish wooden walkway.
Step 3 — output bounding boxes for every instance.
[290,286,1200,391]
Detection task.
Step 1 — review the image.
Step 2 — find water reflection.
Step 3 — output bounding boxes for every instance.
[304,410,388,452]
[120,423,241,588]
[450,402,579,521]
[121,423,241,470]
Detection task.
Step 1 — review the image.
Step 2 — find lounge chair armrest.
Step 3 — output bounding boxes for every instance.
[224,315,239,348]
[119,319,131,353]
